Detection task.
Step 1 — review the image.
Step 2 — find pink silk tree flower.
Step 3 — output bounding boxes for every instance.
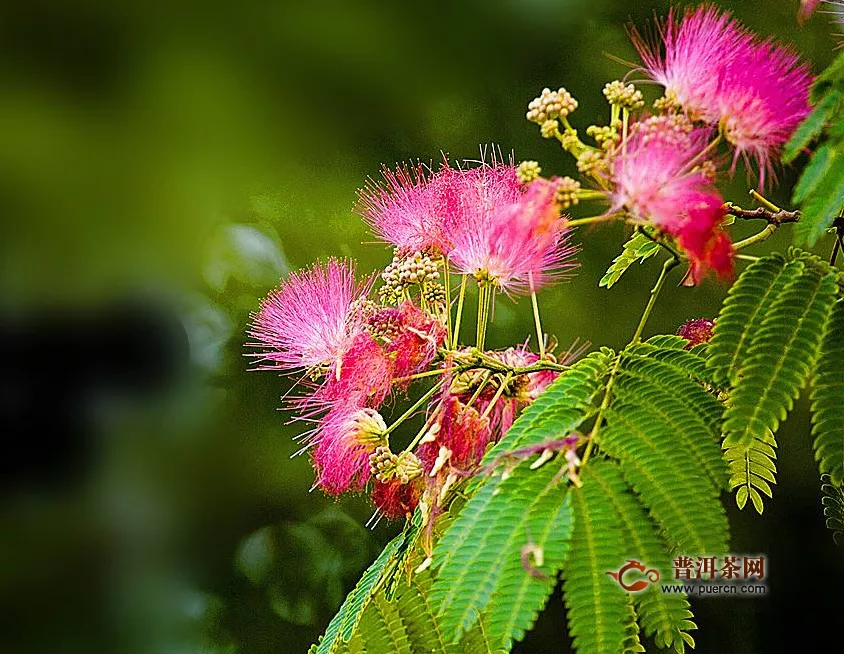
[308,332,395,413]
[449,177,577,294]
[311,405,387,494]
[611,119,715,232]
[356,162,456,254]
[612,119,734,282]
[248,258,372,373]
[716,40,812,182]
[632,6,813,183]
[631,5,750,123]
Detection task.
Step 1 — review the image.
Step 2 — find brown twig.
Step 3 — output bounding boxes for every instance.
[724,203,800,226]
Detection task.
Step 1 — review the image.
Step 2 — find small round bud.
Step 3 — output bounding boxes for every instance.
[540,119,560,139]
[516,160,542,184]
[526,87,578,124]
[559,128,580,152]
[603,80,644,110]
[576,150,605,175]
[554,176,581,209]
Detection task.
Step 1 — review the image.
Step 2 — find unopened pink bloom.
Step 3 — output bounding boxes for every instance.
[676,318,715,348]
[449,177,577,294]
[311,405,387,494]
[248,259,371,373]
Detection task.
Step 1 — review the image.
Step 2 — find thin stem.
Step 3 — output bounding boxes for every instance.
[403,404,443,454]
[392,367,451,385]
[631,257,678,345]
[480,372,514,420]
[529,273,545,359]
[463,371,493,411]
[749,189,781,213]
[383,379,445,438]
[442,256,452,344]
[685,133,722,170]
[452,275,467,348]
[566,214,615,227]
[735,254,760,262]
[476,284,491,351]
[733,224,777,251]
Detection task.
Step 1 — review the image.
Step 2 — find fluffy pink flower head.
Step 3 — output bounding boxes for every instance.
[716,40,812,181]
[356,161,456,253]
[633,6,812,183]
[248,259,371,373]
[612,117,733,282]
[612,117,714,231]
[449,177,577,294]
[632,5,749,122]
[311,405,387,494]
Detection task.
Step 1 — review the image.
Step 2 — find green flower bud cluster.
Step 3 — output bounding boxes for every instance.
[516,160,542,184]
[369,446,423,484]
[603,80,644,110]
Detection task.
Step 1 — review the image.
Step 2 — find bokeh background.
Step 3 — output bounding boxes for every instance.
[1,1,841,652]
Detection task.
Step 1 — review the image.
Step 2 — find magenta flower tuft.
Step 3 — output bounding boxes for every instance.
[716,40,812,181]
[248,259,372,373]
[449,177,578,294]
[611,118,733,282]
[631,5,748,123]
[311,405,387,494]
[633,5,813,182]
[356,161,457,253]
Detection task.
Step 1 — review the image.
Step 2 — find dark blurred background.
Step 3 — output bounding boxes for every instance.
[0,1,840,652]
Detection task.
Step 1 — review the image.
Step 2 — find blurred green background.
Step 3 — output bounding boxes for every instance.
[1,1,841,652]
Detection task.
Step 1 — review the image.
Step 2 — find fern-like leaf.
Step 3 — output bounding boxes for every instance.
[708,254,801,387]
[600,231,661,289]
[314,533,405,654]
[564,463,638,654]
[722,265,838,447]
[723,428,777,514]
[782,89,842,164]
[431,461,573,648]
[587,459,697,653]
[601,348,729,554]
[812,298,844,486]
[820,474,844,545]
